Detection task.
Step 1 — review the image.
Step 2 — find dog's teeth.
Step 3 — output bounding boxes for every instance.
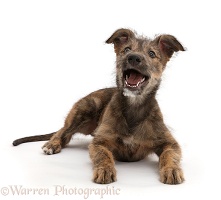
[136,77,146,87]
[125,81,136,88]
[126,74,129,80]
[125,76,146,88]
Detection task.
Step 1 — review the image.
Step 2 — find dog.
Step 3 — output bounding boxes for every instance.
[13,28,185,184]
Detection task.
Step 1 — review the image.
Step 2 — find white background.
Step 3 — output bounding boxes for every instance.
[0,0,221,199]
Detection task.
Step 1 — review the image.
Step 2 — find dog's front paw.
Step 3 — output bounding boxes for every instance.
[160,167,184,184]
[42,142,61,155]
[93,166,117,184]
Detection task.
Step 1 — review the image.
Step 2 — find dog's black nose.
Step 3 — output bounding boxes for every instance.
[128,55,142,66]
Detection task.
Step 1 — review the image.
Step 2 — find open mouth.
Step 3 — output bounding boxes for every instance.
[123,69,149,90]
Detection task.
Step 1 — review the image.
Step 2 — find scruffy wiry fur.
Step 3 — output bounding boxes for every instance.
[13,28,185,184]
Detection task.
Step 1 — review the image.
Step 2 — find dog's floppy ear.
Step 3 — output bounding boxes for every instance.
[106,29,135,53]
[155,35,185,59]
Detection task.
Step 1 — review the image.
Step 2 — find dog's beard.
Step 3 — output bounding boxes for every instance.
[116,58,161,101]
[116,69,160,99]
[116,69,149,96]
[123,88,140,97]
[123,77,159,96]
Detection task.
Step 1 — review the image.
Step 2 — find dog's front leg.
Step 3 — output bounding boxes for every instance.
[156,136,184,184]
[89,138,117,184]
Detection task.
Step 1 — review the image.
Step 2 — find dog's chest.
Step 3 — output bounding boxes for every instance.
[114,134,152,162]
[122,136,134,145]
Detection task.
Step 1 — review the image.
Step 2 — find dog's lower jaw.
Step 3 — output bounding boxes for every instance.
[123,88,150,107]
[122,78,161,106]
[122,88,148,106]
[123,88,147,106]
[123,88,139,97]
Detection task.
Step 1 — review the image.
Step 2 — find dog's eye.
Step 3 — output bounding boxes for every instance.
[148,50,156,58]
[124,47,131,53]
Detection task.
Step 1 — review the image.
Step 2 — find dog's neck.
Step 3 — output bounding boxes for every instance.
[116,85,159,131]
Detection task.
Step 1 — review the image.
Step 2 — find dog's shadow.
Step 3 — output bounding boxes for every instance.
[115,156,159,185]
[115,155,159,172]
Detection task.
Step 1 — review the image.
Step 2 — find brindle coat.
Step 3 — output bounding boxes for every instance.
[13,29,185,184]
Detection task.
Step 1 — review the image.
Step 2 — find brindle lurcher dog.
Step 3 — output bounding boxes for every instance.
[13,28,185,184]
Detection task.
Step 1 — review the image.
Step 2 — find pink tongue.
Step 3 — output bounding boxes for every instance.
[127,71,144,85]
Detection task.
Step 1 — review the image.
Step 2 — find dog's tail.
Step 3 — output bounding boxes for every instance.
[12,132,55,146]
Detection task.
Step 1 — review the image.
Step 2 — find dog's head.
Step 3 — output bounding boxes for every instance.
[106,29,185,101]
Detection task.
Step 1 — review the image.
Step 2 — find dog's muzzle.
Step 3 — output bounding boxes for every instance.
[122,54,150,91]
